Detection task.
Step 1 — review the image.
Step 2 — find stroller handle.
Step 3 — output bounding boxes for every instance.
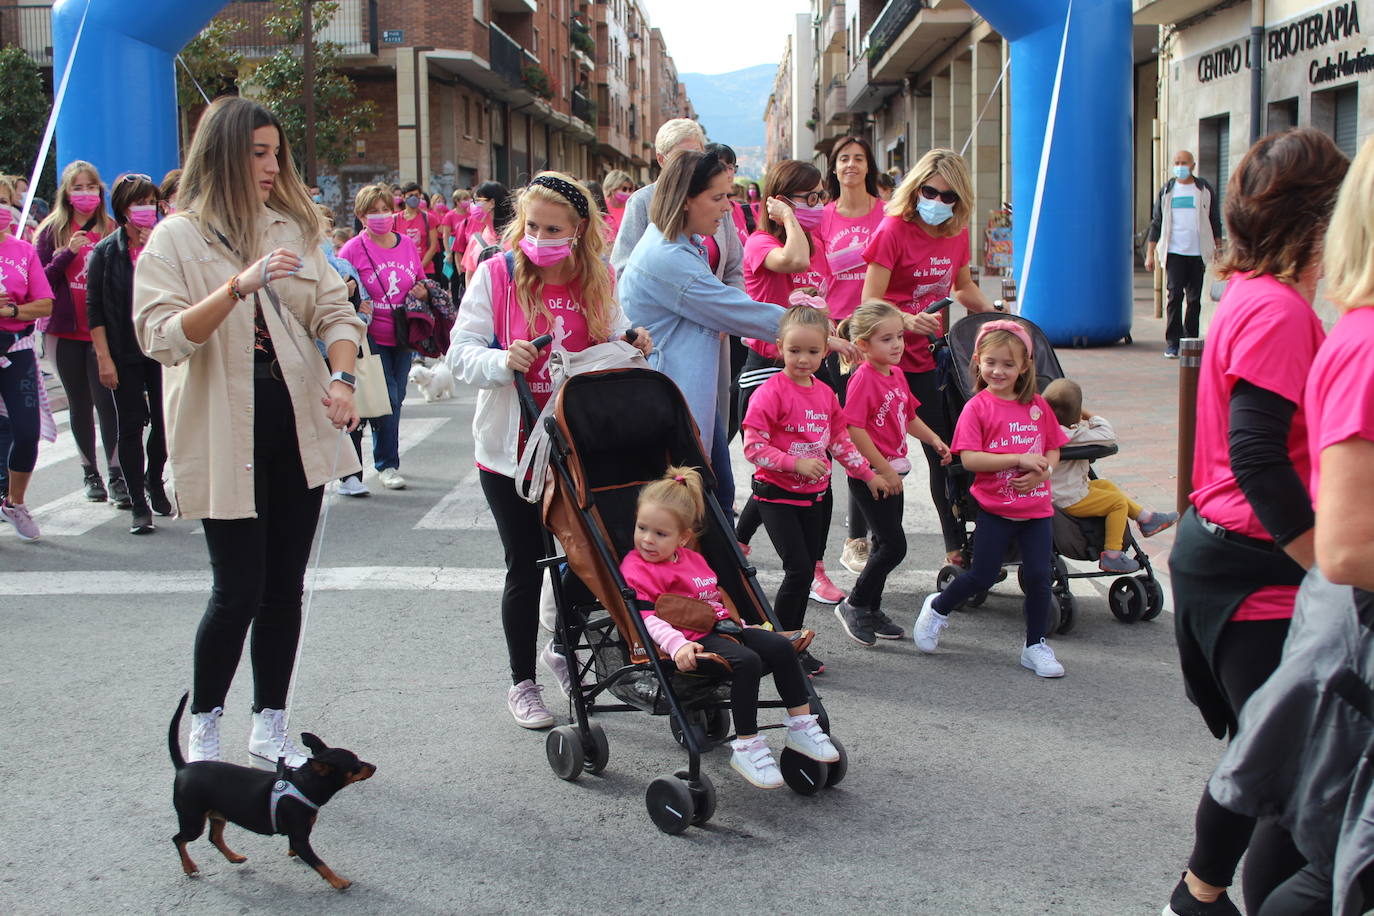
[923,296,954,315]
[512,329,642,433]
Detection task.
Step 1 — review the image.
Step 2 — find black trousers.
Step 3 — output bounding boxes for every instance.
[109,357,167,514]
[756,491,832,630]
[1165,253,1206,347]
[698,629,809,736]
[846,476,905,612]
[0,349,40,474]
[904,369,961,553]
[480,467,547,685]
[934,511,1053,646]
[194,376,323,714]
[52,336,119,475]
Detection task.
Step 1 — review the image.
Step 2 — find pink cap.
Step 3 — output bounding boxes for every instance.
[974,319,1034,358]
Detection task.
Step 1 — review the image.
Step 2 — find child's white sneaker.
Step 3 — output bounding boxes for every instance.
[729,736,784,789]
[913,593,949,653]
[1020,639,1066,678]
[784,714,840,762]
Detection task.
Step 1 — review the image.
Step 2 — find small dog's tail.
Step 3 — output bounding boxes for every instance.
[169,691,189,771]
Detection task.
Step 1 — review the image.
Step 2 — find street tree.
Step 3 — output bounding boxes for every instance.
[176,17,245,155]
[0,46,54,196]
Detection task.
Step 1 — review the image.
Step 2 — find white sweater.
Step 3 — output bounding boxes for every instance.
[1050,416,1117,508]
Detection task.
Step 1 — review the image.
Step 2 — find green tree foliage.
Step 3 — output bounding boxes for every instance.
[0,47,55,196]
[250,0,378,171]
[176,18,245,155]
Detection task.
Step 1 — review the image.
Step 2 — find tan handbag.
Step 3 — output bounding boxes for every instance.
[654,594,741,632]
[353,336,392,419]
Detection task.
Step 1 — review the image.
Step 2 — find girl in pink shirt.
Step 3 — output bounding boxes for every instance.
[912,321,1069,678]
[618,465,838,789]
[742,305,884,676]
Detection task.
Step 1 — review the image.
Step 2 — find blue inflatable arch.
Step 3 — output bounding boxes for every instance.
[54,0,1134,345]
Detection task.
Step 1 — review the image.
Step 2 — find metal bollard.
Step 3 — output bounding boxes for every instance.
[970,264,981,287]
[1176,337,1204,515]
[999,277,1016,312]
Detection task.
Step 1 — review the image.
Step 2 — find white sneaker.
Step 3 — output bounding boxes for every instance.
[248,708,311,769]
[0,498,40,541]
[729,736,784,789]
[839,537,870,575]
[541,640,576,698]
[913,593,949,654]
[784,714,840,763]
[507,679,555,729]
[1020,639,1066,678]
[188,706,224,763]
[337,475,370,497]
[378,468,407,490]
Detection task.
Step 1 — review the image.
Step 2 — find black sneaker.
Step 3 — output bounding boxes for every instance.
[799,649,825,677]
[834,600,877,647]
[870,608,906,640]
[83,471,107,502]
[1163,874,1241,916]
[129,510,156,535]
[146,478,173,516]
[108,473,133,510]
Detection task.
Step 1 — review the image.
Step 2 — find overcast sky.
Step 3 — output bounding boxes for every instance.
[640,0,809,75]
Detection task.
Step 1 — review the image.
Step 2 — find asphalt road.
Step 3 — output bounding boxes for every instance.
[1,382,1226,915]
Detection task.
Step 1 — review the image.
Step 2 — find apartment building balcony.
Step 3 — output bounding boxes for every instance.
[226,0,379,59]
[823,76,849,125]
[491,0,536,11]
[867,0,973,82]
[572,88,596,127]
[0,3,52,65]
[428,23,531,105]
[846,56,899,114]
[821,0,846,53]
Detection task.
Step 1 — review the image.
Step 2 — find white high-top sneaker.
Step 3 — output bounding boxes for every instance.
[188,706,224,762]
[248,708,311,770]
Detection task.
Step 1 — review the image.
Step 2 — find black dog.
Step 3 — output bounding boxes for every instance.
[168,692,376,889]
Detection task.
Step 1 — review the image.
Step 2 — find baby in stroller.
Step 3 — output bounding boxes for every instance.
[1042,379,1179,572]
[619,465,840,790]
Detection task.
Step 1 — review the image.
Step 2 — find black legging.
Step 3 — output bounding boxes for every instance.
[109,357,167,514]
[193,376,323,714]
[756,491,832,630]
[846,475,905,612]
[480,467,546,685]
[51,336,119,476]
[0,349,40,474]
[698,628,809,736]
[904,368,960,553]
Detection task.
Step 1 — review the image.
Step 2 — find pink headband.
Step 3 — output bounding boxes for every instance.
[788,288,827,311]
[974,319,1034,358]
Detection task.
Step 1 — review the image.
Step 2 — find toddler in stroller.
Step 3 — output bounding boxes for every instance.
[619,466,840,789]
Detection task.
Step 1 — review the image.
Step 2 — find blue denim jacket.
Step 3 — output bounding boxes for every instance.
[618,224,781,455]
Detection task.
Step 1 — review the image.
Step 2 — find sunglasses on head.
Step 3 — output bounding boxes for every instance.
[119,173,153,184]
[919,184,958,205]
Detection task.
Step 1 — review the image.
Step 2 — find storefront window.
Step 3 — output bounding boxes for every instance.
[1198,114,1230,230]
[1267,97,1299,133]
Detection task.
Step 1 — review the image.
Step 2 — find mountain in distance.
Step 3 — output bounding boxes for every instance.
[681,63,777,152]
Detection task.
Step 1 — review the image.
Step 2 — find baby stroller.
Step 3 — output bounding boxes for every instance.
[513,338,848,835]
[931,312,1165,634]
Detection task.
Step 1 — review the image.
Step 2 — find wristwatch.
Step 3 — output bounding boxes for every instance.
[329,370,356,389]
[6,304,17,319]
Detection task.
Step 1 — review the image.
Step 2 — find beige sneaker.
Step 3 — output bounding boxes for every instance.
[839,537,870,574]
[378,468,407,490]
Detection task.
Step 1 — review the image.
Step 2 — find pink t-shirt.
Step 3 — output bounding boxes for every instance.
[742,371,873,498]
[863,215,970,373]
[442,209,466,249]
[730,202,750,247]
[461,225,499,275]
[0,233,54,332]
[819,199,885,320]
[1190,273,1322,621]
[950,389,1068,520]
[338,232,425,348]
[51,228,103,340]
[605,206,625,241]
[394,211,433,263]
[742,231,827,308]
[843,361,916,472]
[701,234,721,274]
[1305,306,1374,498]
[620,547,724,655]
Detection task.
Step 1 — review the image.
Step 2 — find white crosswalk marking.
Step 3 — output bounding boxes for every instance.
[414,466,494,530]
[356,417,451,487]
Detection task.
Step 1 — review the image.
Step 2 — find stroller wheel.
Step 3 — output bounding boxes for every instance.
[824,736,848,788]
[706,708,732,744]
[1140,577,1165,621]
[675,769,717,825]
[779,747,831,796]
[1054,591,1077,635]
[1108,576,1148,623]
[584,722,611,775]
[546,725,586,781]
[936,565,960,593]
[965,590,988,608]
[669,711,707,750]
[646,775,695,834]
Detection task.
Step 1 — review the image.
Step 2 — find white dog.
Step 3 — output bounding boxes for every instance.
[409,362,456,402]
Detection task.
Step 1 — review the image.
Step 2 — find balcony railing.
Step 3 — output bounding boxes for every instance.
[489,23,525,89]
[866,0,923,62]
[824,76,848,124]
[821,0,845,53]
[0,4,52,65]
[224,0,378,59]
[571,88,595,125]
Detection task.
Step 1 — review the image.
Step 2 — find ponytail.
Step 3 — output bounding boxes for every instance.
[637,465,706,535]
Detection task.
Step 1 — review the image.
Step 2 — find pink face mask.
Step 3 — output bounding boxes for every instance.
[748,188,759,200]
[469,202,484,216]
[366,213,393,234]
[792,204,825,231]
[827,244,867,274]
[613,191,631,205]
[127,205,158,229]
[518,235,573,267]
[70,192,101,215]
[393,196,403,208]
[0,207,12,233]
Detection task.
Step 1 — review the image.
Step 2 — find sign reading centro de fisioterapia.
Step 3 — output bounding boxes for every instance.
[1195,0,1367,86]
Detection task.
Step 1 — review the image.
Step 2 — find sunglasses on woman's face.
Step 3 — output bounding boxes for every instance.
[919,184,959,205]
[787,190,828,208]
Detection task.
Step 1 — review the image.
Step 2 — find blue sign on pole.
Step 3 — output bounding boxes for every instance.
[383,29,404,43]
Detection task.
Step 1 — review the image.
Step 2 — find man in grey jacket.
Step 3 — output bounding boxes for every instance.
[1146,150,1224,358]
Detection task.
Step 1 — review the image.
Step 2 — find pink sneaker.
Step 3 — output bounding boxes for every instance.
[1,498,40,541]
[809,561,845,604]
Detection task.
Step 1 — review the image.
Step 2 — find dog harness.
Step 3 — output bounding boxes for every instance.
[270,779,320,833]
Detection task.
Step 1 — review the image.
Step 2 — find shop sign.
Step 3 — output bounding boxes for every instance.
[1311,47,1374,82]
[1193,0,1365,84]
[383,29,404,44]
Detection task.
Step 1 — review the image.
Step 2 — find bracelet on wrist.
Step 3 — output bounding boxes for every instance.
[227,274,247,302]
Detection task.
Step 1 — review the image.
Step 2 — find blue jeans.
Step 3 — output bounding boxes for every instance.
[709,412,735,526]
[933,509,1053,646]
[369,340,411,471]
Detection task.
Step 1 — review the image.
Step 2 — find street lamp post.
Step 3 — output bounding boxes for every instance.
[303,0,317,186]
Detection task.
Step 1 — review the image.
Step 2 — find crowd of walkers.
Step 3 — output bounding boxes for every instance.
[5,94,1374,910]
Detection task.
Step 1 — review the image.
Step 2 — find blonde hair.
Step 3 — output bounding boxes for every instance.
[178,97,321,268]
[601,169,633,197]
[37,159,113,245]
[654,119,706,157]
[637,465,706,536]
[353,184,393,219]
[504,170,614,342]
[1042,378,1082,427]
[888,148,974,237]
[836,300,905,371]
[777,302,831,344]
[452,188,471,206]
[972,328,1036,405]
[1324,135,1374,310]
[0,175,14,206]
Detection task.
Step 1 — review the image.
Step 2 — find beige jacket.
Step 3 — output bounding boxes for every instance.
[133,209,365,520]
